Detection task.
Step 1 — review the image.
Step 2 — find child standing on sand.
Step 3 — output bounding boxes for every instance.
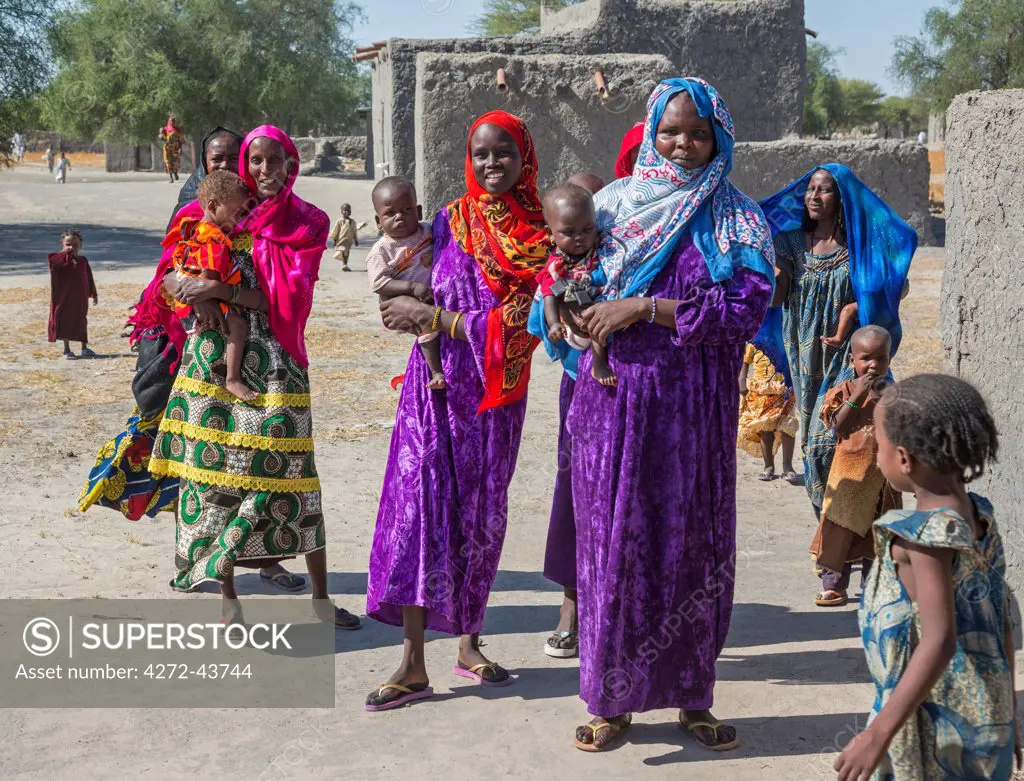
[55,152,70,184]
[835,373,1019,781]
[164,169,255,402]
[811,325,901,607]
[330,203,359,271]
[737,343,799,482]
[48,229,97,359]
[365,176,445,390]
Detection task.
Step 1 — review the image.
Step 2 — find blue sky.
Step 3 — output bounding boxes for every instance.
[352,0,940,95]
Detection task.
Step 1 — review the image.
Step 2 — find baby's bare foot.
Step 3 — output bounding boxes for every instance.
[427,373,447,391]
[226,378,258,403]
[593,363,618,388]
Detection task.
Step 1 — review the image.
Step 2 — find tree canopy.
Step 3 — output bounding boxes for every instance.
[0,0,58,159]
[892,0,1024,111]
[41,0,369,144]
[471,0,581,36]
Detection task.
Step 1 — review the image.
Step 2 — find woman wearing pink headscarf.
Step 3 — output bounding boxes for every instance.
[158,116,184,184]
[148,125,360,628]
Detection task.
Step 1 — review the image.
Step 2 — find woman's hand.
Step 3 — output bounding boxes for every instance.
[580,299,648,346]
[380,295,434,336]
[173,276,221,305]
[193,301,225,333]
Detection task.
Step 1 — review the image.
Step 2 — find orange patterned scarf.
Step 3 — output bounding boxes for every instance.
[447,111,550,412]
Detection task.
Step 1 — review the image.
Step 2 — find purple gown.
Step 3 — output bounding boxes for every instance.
[569,236,772,716]
[542,373,576,590]
[366,211,529,635]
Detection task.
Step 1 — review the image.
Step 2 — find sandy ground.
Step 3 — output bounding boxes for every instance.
[0,165,947,780]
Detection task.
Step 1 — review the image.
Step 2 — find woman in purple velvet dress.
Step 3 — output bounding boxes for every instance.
[364,110,550,711]
[568,79,775,752]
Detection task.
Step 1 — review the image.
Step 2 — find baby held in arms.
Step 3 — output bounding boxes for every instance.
[366,176,445,390]
[538,181,617,386]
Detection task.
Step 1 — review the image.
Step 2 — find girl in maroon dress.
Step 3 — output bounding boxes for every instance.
[48,229,97,359]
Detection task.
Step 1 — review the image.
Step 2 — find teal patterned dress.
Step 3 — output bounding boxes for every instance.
[776,229,856,512]
[860,495,1014,780]
[149,232,325,591]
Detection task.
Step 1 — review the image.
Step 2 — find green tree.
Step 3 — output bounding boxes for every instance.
[892,0,1024,111]
[804,42,844,138]
[471,0,580,36]
[0,0,58,161]
[41,0,368,144]
[837,79,885,129]
[877,95,929,137]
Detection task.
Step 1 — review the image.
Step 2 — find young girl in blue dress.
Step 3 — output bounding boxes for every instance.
[836,373,1020,781]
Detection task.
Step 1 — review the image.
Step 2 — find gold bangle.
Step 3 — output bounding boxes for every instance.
[431,306,442,332]
[450,312,463,339]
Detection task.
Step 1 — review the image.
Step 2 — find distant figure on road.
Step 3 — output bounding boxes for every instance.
[11,131,25,162]
[55,152,70,184]
[45,145,55,173]
[48,228,97,360]
[159,116,184,183]
[330,202,359,271]
[916,130,927,146]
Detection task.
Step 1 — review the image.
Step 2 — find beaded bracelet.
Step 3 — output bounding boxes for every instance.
[844,399,860,410]
[431,306,443,333]
[228,285,241,306]
[450,312,464,339]
[648,297,657,324]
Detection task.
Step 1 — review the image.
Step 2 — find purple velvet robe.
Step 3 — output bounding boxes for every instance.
[542,373,576,590]
[569,236,772,716]
[366,210,528,635]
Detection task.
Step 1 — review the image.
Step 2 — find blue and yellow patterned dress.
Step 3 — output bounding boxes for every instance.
[860,495,1015,780]
[148,232,324,591]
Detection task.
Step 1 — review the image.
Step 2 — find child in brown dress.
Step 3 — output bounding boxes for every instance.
[811,325,902,607]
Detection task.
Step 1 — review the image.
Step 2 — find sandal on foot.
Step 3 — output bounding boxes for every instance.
[63,350,77,360]
[782,471,803,485]
[757,468,777,482]
[80,348,96,358]
[679,718,739,752]
[574,715,632,752]
[259,569,307,592]
[453,660,513,687]
[312,604,362,630]
[814,589,848,607]
[364,682,433,712]
[544,630,579,659]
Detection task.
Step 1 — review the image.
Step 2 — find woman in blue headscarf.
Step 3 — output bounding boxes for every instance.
[567,78,774,753]
[757,165,916,603]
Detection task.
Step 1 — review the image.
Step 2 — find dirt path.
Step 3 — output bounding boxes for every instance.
[0,166,944,780]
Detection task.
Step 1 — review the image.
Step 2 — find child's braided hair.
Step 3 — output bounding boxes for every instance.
[880,374,998,483]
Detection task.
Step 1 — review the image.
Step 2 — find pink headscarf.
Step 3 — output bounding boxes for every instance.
[238,125,328,368]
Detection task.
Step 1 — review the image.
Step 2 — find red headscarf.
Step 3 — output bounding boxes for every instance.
[447,110,550,412]
[614,121,644,179]
[237,125,329,368]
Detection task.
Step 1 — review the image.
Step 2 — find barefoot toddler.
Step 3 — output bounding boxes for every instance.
[165,169,255,402]
[366,176,445,390]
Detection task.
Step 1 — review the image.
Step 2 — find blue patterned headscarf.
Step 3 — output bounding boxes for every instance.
[592,77,775,299]
[528,77,775,377]
[755,163,918,368]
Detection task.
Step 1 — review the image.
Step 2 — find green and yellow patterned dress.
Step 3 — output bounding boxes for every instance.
[149,232,325,591]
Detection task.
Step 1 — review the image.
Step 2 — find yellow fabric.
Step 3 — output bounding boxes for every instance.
[148,458,321,493]
[173,375,311,409]
[158,418,314,452]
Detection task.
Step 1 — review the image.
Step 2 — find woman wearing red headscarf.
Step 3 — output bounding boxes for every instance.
[148,125,360,629]
[158,116,184,183]
[364,111,549,710]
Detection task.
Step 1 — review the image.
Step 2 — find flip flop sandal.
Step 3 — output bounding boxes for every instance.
[453,661,513,687]
[259,569,307,592]
[814,589,848,607]
[80,348,96,358]
[574,716,632,752]
[544,630,579,659]
[782,471,803,485]
[364,682,434,712]
[64,351,77,360]
[312,605,362,630]
[679,718,739,752]
[757,469,777,482]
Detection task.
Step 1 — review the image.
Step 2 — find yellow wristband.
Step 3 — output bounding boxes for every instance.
[430,306,442,333]
[450,312,463,339]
